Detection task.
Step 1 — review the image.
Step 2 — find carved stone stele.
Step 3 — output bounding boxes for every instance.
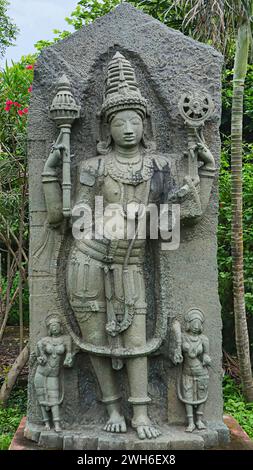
[25,4,229,449]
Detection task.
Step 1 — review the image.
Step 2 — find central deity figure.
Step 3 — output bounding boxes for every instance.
[42,53,215,439]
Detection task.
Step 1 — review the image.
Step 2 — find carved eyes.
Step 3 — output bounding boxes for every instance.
[112,119,142,127]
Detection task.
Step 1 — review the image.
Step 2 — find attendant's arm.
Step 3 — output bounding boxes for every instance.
[202,335,211,366]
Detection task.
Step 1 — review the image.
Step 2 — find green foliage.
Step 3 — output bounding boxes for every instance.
[65,0,121,27]
[0,0,18,58]
[0,386,27,450]
[223,375,253,438]
[34,30,71,53]
[0,55,34,229]
[218,142,253,313]
[0,56,33,328]
[0,55,35,146]
[34,1,190,53]
[218,64,253,353]
[0,272,29,325]
[221,65,253,142]
[63,0,198,35]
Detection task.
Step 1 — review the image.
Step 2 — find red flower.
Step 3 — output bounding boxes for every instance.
[6,99,13,105]
[18,110,24,116]
[28,86,32,93]
[4,105,11,112]
[26,64,34,70]
[23,108,29,114]
[13,102,21,107]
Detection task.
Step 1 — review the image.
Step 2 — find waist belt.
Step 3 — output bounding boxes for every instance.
[75,239,145,264]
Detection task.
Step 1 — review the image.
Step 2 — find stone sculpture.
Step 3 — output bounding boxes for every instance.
[172,309,211,432]
[25,4,229,449]
[41,52,214,440]
[34,314,73,432]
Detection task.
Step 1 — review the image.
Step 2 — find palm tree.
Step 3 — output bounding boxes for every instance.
[230,1,253,401]
[169,0,253,401]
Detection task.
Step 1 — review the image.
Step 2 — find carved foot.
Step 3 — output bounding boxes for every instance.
[132,417,161,440]
[196,419,206,430]
[54,421,62,432]
[103,411,127,433]
[185,423,196,433]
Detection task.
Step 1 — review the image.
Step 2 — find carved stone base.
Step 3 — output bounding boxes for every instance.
[24,422,229,450]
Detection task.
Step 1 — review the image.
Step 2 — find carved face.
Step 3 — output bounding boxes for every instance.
[188,318,203,334]
[110,110,143,149]
[49,320,61,336]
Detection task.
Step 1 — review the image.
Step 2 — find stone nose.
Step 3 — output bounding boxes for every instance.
[124,121,134,134]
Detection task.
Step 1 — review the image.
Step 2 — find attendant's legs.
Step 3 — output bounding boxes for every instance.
[34,372,50,429]
[195,404,206,430]
[40,406,50,430]
[185,404,195,432]
[51,405,61,432]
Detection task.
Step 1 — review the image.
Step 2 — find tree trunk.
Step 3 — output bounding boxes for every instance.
[231,19,253,401]
[19,179,25,352]
[0,253,2,322]
[0,344,29,407]
[0,286,19,342]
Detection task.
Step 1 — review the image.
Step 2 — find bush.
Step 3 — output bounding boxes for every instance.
[0,55,34,326]
[218,66,253,354]
[223,375,253,439]
[0,386,27,450]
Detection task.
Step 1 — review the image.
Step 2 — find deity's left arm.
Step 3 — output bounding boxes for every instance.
[168,144,216,221]
[197,142,216,214]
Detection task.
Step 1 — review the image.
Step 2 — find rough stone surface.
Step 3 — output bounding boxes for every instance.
[26,3,225,448]
[38,431,63,449]
[13,416,253,450]
[25,423,206,450]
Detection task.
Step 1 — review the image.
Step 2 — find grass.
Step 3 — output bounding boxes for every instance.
[0,385,27,450]
[223,374,253,439]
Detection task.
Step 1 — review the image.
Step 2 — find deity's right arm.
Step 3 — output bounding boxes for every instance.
[42,146,63,226]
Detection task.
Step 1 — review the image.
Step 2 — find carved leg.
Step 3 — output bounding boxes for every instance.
[34,372,50,429]
[123,314,161,440]
[78,312,126,433]
[89,354,126,433]
[195,404,206,430]
[185,404,195,432]
[40,406,50,430]
[68,252,126,431]
[51,405,62,432]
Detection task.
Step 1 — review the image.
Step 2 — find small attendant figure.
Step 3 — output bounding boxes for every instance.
[34,313,73,432]
[173,309,211,432]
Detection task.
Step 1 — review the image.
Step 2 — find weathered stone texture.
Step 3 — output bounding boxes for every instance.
[27,3,225,448]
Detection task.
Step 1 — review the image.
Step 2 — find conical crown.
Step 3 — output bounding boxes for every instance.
[101,52,147,121]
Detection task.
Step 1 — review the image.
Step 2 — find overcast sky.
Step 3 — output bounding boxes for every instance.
[1,0,78,66]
